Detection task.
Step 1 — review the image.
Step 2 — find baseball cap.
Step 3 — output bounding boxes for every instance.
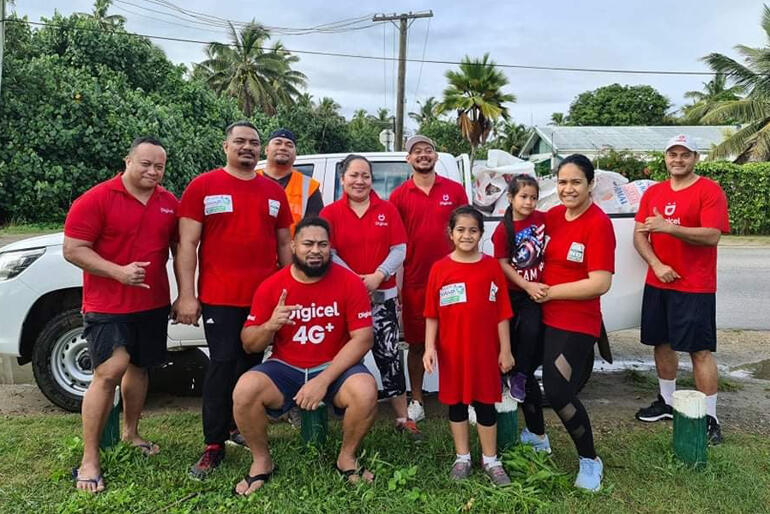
[665,134,698,152]
[268,128,296,144]
[405,135,436,153]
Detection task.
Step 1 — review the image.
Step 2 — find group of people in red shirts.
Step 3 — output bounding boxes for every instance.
[64,124,728,496]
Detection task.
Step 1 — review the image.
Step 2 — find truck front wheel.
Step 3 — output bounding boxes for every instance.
[31,309,91,412]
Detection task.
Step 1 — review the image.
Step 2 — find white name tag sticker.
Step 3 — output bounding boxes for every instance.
[489,281,499,302]
[567,242,585,263]
[440,282,467,306]
[204,195,233,215]
[268,199,280,218]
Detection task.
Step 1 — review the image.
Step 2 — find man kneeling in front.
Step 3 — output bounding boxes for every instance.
[232,216,378,496]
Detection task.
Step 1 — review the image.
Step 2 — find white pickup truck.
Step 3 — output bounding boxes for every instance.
[0,152,646,411]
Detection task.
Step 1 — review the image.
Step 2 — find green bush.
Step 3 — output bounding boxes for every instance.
[594,149,650,181]
[645,156,770,235]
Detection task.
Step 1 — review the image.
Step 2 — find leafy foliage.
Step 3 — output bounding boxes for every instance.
[682,72,745,123]
[418,119,472,156]
[567,83,671,126]
[593,150,650,181]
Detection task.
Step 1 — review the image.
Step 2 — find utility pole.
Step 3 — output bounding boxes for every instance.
[373,11,432,151]
[0,0,6,102]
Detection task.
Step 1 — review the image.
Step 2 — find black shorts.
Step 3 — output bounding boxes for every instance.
[250,359,372,417]
[83,305,170,370]
[641,285,717,353]
[201,304,251,362]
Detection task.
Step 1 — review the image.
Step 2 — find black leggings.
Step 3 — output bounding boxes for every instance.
[448,402,496,427]
[541,326,596,459]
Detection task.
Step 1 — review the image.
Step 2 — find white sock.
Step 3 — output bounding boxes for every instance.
[395,417,407,424]
[455,453,471,463]
[482,454,499,467]
[659,378,676,405]
[705,394,718,422]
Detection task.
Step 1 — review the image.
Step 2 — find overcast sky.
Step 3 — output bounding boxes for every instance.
[12,1,767,129]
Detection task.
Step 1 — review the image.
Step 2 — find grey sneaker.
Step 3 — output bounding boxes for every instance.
[287,406,302,429]
[483,463,511,486]
[449,460,472,480]
[226,430,248,448]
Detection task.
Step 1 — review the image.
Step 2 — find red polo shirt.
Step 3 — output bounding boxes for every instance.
[389,175,468,287]
[178,168,293,307]
[319,192,407,290]
[64,174,178,314]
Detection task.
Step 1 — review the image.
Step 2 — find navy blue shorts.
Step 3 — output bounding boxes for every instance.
[641,285,717,353]
[250,359,372,417]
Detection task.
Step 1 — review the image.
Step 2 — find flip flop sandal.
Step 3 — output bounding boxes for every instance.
[233,466,276,496]
[133,442,160,456]
[335,464,375,483]
[72,467,105,493]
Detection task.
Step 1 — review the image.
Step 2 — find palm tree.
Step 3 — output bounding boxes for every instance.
[698,5,770,161]
[549,112,566,126]
[435,53,516,163]
[193,22,307,116]
[496,122,532,155]
[408,97,439,126]
[368,108,394,129]
[77,0,126,28]
[315,97,342,119]
[682,72,745,123]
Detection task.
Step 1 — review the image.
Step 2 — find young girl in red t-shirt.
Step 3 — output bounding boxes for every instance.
[423,206,514,486]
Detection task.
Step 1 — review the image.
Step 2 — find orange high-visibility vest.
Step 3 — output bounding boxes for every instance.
[258,169,321,231]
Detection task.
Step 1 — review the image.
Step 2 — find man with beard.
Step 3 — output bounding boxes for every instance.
[389,135,469,422]
[65,137,178,493]
[232,217,378,496]
[175,121,293,479]
[258,128,323,232]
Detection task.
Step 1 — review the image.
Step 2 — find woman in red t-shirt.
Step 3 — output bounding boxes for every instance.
[534,154,615,492]
[423,206,514,486]
[319,155,417,437]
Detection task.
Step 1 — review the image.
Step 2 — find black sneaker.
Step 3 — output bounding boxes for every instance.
[189,444,225,480]
[635,394,673,422]
[706,415,723,446]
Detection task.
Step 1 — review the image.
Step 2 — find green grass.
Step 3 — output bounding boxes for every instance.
[623,369,743,393]
[0,222,63,235]
[1,411,768,513]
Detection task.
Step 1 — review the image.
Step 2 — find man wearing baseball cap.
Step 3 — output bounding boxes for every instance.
[633,134,730,444]
[389,135,468,422]
[258,128,324,232]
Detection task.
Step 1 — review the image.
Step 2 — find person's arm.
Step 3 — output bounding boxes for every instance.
[362,243,406,292]
[173,218,202,325]
[633,222,681,283]
[497,319,514,373]
[276,228,292,267]
[293,326,373,410]
[330,249,352,270]
[241,288,302,354]
[423,318,439,374]
[637,207,721,246]
[537,270,612,302]
[63,237,151,287]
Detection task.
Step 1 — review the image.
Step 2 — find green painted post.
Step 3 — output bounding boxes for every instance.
[99,387,121,450]
[300,402,328,447]
[672,390,707,468]
[496,396,518,452]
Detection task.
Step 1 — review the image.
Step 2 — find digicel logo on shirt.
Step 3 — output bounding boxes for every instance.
[439,193,453,206]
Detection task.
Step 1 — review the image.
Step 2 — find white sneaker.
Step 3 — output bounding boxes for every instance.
[407,400,425,422]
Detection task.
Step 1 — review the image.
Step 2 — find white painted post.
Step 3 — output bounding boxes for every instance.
[672,390,707,468]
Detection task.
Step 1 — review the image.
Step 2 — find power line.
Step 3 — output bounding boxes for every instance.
[6,18,723,76]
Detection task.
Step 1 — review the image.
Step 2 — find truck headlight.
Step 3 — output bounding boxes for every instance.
[0,248,46,281]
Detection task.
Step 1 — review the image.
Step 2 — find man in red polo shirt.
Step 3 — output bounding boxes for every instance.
[175,121,293,479]
[633,134,730,445]
[389,135,468,422]
[64,136,178,493]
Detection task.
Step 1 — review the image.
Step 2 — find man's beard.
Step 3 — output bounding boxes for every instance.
[293,254,330,277]
[412,161,435,174]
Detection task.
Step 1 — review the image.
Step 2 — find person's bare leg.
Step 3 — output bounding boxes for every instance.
[121,363,155,453]
[654,344,678,380]
[476,423,498,458]
[232,372,284,496]
[449,420,470,456]
[691,350,718,396]
[77,348,130,493]
[335,373,378,483]
[407,344,426,404]
[390,392,408,419]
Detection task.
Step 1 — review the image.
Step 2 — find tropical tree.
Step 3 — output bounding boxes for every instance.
[435,53,516,162]
[368,108,394,129]
[699,5,770,160]
[315,97,342,118]
[193,22,307,116]
[549,112,566,126]
[567,83,670,126]
[409,97,439,125]
[76,0,126,28]
[682,73,745,123]
[494,121,531,155]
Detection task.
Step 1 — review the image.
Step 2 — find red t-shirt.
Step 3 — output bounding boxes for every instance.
[244,264,373,369]
[542,203,615,338]
[64,174,178,314]
[424,255,512,405]
[635,177,730,293]
[178,168,293,307]
[319,192,407,290]
[389,175,468,288]
[491,210,547,290]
